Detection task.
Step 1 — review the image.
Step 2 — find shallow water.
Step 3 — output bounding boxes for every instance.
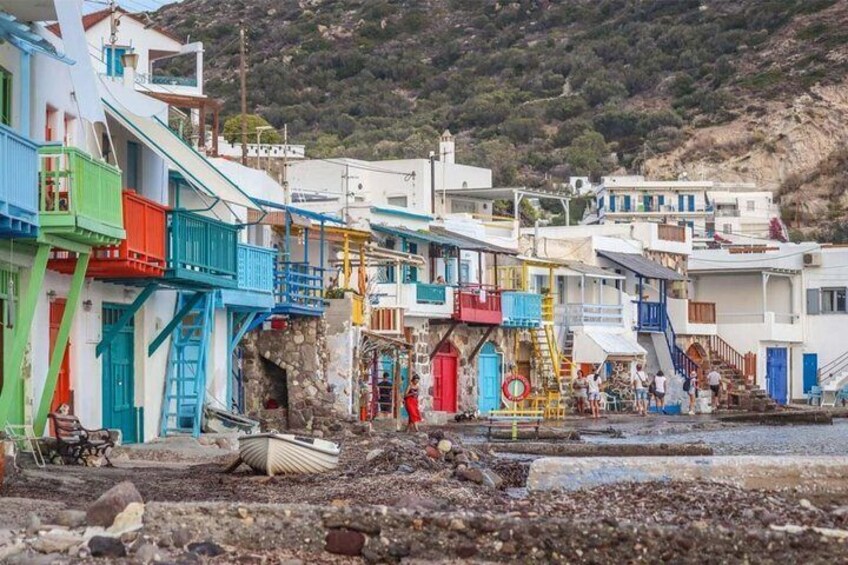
[584,419,848,456]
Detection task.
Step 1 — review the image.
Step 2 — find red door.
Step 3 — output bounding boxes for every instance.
[49,299,72,414]
[432,343,458,412]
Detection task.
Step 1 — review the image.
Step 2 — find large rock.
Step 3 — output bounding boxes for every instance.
[325,529,365,556]
[55,510,87,528]
[457,467,503,489]
[86,482,143,528]
[88,536,127,558]
[31,530,84,554]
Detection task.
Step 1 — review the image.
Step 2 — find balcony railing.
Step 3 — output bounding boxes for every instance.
[657,224,686,242]
[237,243,276,295]
[563,303,625,326]
[416,282,447,304]
[688,301,716,324]
[501,291,542,328]
[38,145,124,246]
[136,73,199,88]
[274,261,325,315]
[637,301,665,332]
[166,209,238,288]
[453,285,502,325]
[0,123,39,237]
[370,306,404,333]
[48,190,168,278]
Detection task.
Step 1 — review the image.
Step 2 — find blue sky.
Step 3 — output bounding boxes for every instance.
[83,0,179,14]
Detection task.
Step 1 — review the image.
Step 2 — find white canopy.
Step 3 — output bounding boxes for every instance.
[574,329,646,364]
[53,0,105,124]
[100,83,260,211]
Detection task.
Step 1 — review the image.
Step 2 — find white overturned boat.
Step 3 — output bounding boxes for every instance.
[238,433,340,476]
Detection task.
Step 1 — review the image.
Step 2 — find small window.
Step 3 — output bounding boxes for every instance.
[387,196,408,208]
[104,47,127,77]
[821,288,847,313]
[746,200,755,211]
[0,65,12,126]
[450,199,476,214]
[723,223,733,234]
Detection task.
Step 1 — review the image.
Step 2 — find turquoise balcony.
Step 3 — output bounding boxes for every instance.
[165,209,238,289]
[501,291,542,328]
[416,282,447,304]
[0,123,39,238]
[274,261,325,316]
[219,243,276,310]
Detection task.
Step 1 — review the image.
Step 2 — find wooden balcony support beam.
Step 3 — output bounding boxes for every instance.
[148,291,206,356]
[96,283,159,358]
[468,326,496,362]
[430,320,459,360]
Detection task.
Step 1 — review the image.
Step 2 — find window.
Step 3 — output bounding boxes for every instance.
[387,196,408,208]
[104,47,127,77]
[746,200,755,211]
[723,223,733,234]
[460,261,470,283]
[0,65,12,126]
[450,199,475,214]
[821,288,847,313]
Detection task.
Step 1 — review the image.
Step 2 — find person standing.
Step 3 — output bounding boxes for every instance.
[377,372,393,416]
[587,368,602,419]
[632,364,649,416]
[653,371,668,414]
[403,374,423,433]
[707,366,723,411]
[684,369,698,415]
[573,370,588,415]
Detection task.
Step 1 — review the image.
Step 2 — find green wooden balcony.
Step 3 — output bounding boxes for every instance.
[38,145,124,246]
[165,209,239,289]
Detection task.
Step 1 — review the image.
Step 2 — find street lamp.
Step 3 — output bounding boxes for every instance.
[256,126,274,171]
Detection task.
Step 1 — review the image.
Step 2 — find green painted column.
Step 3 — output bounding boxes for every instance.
[0,244,50,427]
[34,252,90,436]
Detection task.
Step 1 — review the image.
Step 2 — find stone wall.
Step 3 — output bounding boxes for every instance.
[241,317,346,434]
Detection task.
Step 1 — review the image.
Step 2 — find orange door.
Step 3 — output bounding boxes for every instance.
[49,299,72,414]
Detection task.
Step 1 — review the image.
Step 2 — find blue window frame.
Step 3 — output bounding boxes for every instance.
[688,194,695,211]
[609,194,616,212]
[658,195,665,207]
[623,195,631,212]
[104,47,127,77]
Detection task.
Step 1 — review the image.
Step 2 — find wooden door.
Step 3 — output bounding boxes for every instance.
[432,344,458,412]
[102,304,137,443]
[477,342,501,414]
[49,299,72,414]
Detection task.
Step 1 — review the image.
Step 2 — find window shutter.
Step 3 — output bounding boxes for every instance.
[806,288,820,315]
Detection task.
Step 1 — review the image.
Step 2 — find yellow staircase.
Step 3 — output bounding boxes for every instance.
[530,293,576,418]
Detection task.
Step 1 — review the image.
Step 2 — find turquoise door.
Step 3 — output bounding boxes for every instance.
[380,354,408,417]
[102,304,138,443]
[477,342,501,414]
[803,353,818,394]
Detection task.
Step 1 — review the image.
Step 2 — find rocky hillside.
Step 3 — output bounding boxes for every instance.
[156,0,848,240]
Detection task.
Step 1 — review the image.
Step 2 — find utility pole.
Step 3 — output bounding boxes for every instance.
[108,0,118,77]
[341,165,358,224]
[239,20,248,166]
[429,151,436,216]
[282,124,290,205]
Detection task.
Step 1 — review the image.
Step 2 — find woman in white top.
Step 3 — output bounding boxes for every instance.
[653,371,668,414]
[587,368,602,419]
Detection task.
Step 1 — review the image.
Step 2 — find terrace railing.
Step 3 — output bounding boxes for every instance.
[454,285,502,325]
[501,291,542,328]
[416,282,447,304]
[564,303,625,326]
[0,122,39,237]
[236,243,276,295]
[166,209,238,288]
[275,261,325,314]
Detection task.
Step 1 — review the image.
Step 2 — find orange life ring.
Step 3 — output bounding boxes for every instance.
[502,374,531,402]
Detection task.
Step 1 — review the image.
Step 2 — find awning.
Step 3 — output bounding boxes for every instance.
[597,251,685,281]
[248,197,344,225]
[371,224,458,247]
[430,226,517,255]
[564,261,624,279]
[574,329,646,364]
[0,8,72,63]
[102,97,260,211]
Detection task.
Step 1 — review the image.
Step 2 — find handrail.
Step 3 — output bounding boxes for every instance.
[708,335,745,371]
[819,349,848,380]
[664,316,698,377]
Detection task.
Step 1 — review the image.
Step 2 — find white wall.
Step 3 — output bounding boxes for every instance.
[804,247,848,370]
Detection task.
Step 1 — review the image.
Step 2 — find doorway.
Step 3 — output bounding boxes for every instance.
[432,342,458,412]
[766,347,788,405]
[477,342,502,414]
[803,353,818,394]
[49,299,72,415]
[102,304,137,443]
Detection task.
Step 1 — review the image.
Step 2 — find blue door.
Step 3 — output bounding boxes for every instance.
[623,195,631,211]
[477,342,501,414]
[766,347,788,405]
[609,194,616,212]
[688,194,696,211]
[658,195,665,208]
[803,353,818,394]
[102,304,138,443]
[678,194,685,212]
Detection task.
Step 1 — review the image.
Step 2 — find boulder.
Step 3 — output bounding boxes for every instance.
[31,530,84,554]
[365,449,384,462]
[86,482,143,528]
[55,510,87,529]
[88,536,127,558]
[325,529,365,556]
[457,467,504,489]
[437,439,453,454]
[425,445,441,459]
[188,541,225,557]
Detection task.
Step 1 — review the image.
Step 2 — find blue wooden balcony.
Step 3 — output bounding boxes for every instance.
[0,123,39,238]
[273,261,325,316]
[164,209,239,289]
[637,300,665,332]
[416,282,447,304]
[501,291,542,328]
[219,243,276,310]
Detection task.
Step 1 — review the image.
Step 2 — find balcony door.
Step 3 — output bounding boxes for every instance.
[432,343,458,412]
[49,299,72,416]
[477,342,501,414]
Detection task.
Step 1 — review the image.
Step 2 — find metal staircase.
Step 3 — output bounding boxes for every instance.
[531,325,575,391]
[160,292,214,437]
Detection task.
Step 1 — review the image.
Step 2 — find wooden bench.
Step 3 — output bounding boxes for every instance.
[48,413,114,466]
[486,409,544,440]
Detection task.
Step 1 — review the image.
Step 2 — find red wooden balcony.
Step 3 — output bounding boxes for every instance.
[453,285,502,325]
[48,190,167,278]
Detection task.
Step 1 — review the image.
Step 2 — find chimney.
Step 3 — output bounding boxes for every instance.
[121,51,140,88]
[439,129,455,165]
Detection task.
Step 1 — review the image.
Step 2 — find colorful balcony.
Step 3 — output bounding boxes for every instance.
[453,286,502,325]
[48,190,167,278]
[274,261,325,316]
[374,282,454,319]
[164,209,238,289]
[636,301,665,332]
[219,243,276,310]
[561,303,625,326]
[0,123,39,238]
[501,291,542,328]
[38,146,124,246]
